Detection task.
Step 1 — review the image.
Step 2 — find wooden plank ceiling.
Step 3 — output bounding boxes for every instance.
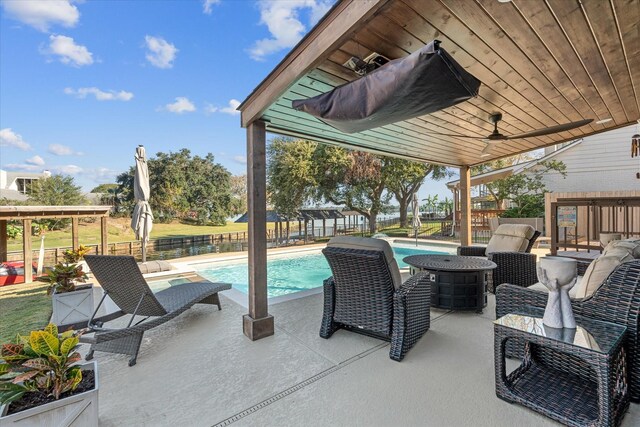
[255,0,640,167]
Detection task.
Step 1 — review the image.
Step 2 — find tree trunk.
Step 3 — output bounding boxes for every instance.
[368,212,378,234]
[398,195,409,228]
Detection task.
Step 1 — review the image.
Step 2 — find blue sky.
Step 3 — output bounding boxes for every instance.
[0,0,454,200]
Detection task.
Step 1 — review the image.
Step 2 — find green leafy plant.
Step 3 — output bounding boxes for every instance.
[0,324,83,406]
[62,245,91,264]
[45,263,87,295]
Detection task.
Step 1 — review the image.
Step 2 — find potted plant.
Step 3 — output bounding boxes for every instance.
[46,260,93,326]
[62,245,92,272]
[0,324,98,426]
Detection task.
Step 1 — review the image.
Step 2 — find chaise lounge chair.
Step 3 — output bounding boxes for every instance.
[82,255,231,366]
[320,237,431,361]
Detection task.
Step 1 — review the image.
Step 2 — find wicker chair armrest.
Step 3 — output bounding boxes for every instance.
[495,283,549,319]
[577,260,591,276]
[390,272,431,361]
[458,246,487,257]
[489,252,538,289]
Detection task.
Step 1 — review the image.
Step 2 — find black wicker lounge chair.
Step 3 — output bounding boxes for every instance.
[458,224,541,292]
[320,237,431,361]
[496,259,640,402]
[82,255,231,366]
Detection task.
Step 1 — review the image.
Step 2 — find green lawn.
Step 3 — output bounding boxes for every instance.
[7,218,269,252]
[0,282,51,343]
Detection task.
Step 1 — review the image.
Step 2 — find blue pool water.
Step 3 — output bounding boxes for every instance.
[194,244,449,298]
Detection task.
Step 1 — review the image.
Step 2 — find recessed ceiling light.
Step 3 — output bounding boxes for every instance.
[596,118,613,124]
[497,0,512,3]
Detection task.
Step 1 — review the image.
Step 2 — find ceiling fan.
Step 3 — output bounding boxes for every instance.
[429,113,593,157]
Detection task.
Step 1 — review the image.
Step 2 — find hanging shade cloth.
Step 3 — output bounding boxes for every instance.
[131,146,153,260]
[292,40,481,134]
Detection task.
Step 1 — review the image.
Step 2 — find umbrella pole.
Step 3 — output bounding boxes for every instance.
[142,220,147,263]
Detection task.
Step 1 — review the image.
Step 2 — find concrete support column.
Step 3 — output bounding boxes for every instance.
[243,121,274,340]
[23,219,33,283]
[459,166,472,246]
[0,220,7,262]
[100,216,108,255]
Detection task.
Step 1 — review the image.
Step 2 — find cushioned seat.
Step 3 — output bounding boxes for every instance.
[458,224,540,292]
[320,236,431,361]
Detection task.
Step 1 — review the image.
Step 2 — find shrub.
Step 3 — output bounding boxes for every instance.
[0,324,83,405]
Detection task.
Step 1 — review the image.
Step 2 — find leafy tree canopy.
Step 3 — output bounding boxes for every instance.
[28,174,86,206]
[90,183,118,193]
[115,149,232,225]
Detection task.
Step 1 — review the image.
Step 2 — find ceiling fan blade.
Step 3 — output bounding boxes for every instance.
[506,119,593,140]
[480,144,493,158]
[423,133,482,139]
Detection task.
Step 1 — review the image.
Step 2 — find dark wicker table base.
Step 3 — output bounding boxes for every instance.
[409,266,488,313]
[495,328,629,427]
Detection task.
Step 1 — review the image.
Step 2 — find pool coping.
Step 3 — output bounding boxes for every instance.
[169,238,459,308]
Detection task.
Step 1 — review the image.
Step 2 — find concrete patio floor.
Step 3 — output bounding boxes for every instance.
[89,286,640,426]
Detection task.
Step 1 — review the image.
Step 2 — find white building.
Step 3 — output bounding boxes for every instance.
[0,169,51,201]
[447,124,640,204]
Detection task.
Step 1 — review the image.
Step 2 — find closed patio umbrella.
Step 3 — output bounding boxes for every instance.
[131,145,153,262]
[412,193,421,246]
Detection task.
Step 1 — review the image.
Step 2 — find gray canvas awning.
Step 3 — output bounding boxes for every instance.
[291,40,480,134]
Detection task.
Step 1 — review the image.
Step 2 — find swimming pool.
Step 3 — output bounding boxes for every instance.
[192,243,452,298]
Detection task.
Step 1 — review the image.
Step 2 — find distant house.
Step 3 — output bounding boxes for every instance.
[0,169,51,201]
[446,124,640,207]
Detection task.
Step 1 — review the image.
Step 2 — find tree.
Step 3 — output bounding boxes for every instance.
[28,174,86,230]
[266,138,317,217]
[90,183,117,193]
[492,160,567,217]
[115,149,232,225]
[29,174,86,206]
[385,158,450,227]
[313,146,392,233]
[229,175,247,216]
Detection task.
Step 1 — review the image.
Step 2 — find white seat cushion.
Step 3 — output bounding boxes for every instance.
[571,238,640,299]
[327,236,402,289]
[486,224,536,254]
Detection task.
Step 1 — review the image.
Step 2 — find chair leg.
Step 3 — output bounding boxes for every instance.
[85,348,95,361]
[320,278,338,339]
[199,293,222,310]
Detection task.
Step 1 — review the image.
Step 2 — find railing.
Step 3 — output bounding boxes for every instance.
[550,197,640,255]
[453,209,506,243]
[7,217,403,264]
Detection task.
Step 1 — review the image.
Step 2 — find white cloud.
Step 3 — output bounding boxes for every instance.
[48,143,80,156]
[1,0,80,32]
[233,155,247,165]
[3,163,40,171]
[203,0,220,14]
[64,87,134,101]
[50,164,82,175]
[205,99,241,116]
[0,128,31,150]
[47,35,93,66]
[161,97,196,114]
[25,155,45,166]
[144,35,178,69]
[248,0,333,61]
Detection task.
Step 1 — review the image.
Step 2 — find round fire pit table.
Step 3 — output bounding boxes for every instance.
[403,255,497,313]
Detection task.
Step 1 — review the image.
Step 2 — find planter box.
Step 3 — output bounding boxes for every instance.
[0,361,98,427]
[51,285,94,326]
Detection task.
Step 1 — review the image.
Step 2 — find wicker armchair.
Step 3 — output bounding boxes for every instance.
[320,239,431,362]
[458,227,541,292]
[495,259,640,402]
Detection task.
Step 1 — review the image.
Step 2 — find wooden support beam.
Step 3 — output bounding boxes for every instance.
[0,220,7,262]
[71,218,79,250]
[100,216,108,255]
[459,166,472,246]
[23,219,33,283]
[243,121,274,340]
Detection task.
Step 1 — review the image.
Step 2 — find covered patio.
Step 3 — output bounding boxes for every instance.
[237,0,640,339]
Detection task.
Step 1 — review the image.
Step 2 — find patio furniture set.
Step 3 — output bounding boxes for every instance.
[320,227,640,426]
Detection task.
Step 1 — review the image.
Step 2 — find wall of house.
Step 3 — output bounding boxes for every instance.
[540,124,639,192]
